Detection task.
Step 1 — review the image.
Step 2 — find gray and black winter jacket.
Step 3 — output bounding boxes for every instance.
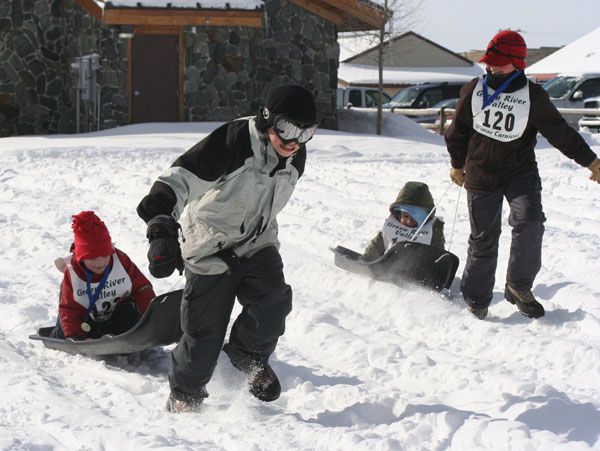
[137,117,305,274]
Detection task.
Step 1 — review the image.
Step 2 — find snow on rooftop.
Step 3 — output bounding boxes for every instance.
[338,62,484,86]
[338,32,379,62]
[526,27,600,76]
[105,0,263,9]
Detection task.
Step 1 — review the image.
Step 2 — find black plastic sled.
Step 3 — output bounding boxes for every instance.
[29,289,183,356]
[332,241,459,291]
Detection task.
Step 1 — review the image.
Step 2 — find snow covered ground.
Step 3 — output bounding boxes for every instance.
[1,114,599,450]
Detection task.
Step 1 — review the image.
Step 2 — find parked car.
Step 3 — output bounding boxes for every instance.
[383,82,465,110]
[577,96,600,132]
[542,73,600,127]
[336,87,392,109]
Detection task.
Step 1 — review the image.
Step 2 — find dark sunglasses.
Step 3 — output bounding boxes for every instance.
[273,116,317,145]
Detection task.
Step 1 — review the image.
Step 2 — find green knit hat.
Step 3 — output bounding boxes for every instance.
[389,181,435,213]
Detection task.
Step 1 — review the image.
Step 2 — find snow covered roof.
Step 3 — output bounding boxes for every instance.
[526,27,600,76]
[76,0,263,27]
[338,32,378,62]
[338,63,484,86]
[79,0,384,30]
[338,31,473,67]
[104,0,262,8]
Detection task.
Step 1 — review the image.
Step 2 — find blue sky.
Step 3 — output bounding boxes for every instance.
[417,0,600,52]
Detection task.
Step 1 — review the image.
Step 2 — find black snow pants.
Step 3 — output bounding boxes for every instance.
[169,245,292,399]
[461,170,546,308]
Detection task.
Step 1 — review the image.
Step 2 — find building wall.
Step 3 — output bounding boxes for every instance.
[0,0,339,136]
[184,0,339,129]
[0,0,73,136]
[0,0,128,136]
[63,10,129,133]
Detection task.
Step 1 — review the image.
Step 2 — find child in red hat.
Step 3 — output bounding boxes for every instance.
[50,211,156,339]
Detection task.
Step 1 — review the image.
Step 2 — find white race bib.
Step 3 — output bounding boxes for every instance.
[382,215,434,250]
[68,254,133,321]
[472,77,530,142]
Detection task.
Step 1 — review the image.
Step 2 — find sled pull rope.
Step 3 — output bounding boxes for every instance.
[409,181,454,243]
[446,184,462,253]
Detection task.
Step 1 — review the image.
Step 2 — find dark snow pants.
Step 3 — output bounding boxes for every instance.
[461,171,546,308]
[169,246,292,399]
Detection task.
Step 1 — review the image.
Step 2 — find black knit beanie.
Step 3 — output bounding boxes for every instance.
[265,84,317,126]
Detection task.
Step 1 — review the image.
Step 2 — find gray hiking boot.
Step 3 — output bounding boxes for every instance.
[505,284,545,319]
[165,387,208,413]
[468,305,488,320]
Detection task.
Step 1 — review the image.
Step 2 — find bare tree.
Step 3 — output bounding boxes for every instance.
[339,0,422,135]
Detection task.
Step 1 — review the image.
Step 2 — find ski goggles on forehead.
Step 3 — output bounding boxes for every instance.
[273,116,317,145]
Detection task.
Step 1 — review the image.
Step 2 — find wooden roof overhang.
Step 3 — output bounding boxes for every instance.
[289,0,387,31]
[75,0,264,27]
[75,0,386,30]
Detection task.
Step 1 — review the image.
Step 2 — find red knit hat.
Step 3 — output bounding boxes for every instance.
[479,30,527,70]
[72,211,113,261]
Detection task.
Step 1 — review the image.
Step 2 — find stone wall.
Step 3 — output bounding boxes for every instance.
[0,0,339,136]
[66,15,130,132]
[184,0,339,128]
[0,0,128,135]
[0,0,72,136]
[262,0,339,129]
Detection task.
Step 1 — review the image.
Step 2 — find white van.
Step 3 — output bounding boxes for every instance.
[542,73,600,127]
[336,87,391,109]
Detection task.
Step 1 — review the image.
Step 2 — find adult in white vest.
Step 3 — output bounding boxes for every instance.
[362,181,445,262]
[445,30,600,320]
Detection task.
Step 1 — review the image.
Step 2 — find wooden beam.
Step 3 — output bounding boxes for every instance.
[102,8,263,27]
[133,26,182,34]
[288,0,343,25]
[317,0,385,29]
[178,30,185,122]
[75,0,103,21]
[127,37,132,124]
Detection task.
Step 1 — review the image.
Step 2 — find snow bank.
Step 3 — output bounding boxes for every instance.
[1,120,599,450]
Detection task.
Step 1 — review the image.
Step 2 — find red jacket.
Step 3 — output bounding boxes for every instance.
[58,248,155,338]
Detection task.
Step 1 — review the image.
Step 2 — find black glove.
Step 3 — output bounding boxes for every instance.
[146,215,184,278]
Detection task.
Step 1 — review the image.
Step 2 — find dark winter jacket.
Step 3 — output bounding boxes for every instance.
[58,248,155,338]
[137,117,306,274]
[362,182,445,262]
[445,72,597,191]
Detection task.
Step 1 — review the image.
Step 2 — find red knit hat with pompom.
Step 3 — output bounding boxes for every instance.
[72,211,113,261]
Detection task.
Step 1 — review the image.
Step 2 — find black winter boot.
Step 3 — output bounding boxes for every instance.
[468,305,488,320]
[249,364,281,402]
[505,284,545,318]
[165,386,208,413]
[223,343,282,402]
